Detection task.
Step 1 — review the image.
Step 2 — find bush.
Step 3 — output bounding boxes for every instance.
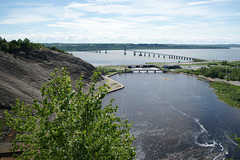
[5,68,136,160]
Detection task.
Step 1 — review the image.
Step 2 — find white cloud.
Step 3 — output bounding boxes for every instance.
[0,0,240,43]
[188,0,236,6]
[0,3,61,24]
[0,15,52,25]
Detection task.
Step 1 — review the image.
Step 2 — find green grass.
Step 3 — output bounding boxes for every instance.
[193,59,207,62]
[210,81,240,109]
[96,66,131,75]
[145,62,166,65]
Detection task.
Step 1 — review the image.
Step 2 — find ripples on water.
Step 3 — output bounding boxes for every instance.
[72,48,240,159]
[103,73,240,160]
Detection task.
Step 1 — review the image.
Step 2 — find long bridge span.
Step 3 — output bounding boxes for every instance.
[90,49,197,61]
[127,50,195,61]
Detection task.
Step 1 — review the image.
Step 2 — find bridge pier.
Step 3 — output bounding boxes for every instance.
[131,50,196,61]
[124,45,126,55]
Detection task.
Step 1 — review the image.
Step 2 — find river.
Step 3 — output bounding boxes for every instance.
[71,48,240,66]
[72,48,240,159]
[103,73,240,159]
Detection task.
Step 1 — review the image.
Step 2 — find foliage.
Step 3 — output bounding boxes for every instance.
[4,68,136,160]
[97,66,130,75]
[210,81,240,108]
[180,64,240,81]
[193,59,206,62]
[231,134,240,150]
[0,37,68,55]
[97,67,117,75]
[227,68,240,81]
[46,46,68,54]
[0,37,43,54]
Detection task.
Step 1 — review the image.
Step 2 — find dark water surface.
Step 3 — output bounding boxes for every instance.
[103,73,240,160]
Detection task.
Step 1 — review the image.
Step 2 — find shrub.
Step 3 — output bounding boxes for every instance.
[5,68,136,160]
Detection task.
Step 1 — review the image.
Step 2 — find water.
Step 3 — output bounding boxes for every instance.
[71,48,240,159]
[103,73,240,159]
[71,48,240,66]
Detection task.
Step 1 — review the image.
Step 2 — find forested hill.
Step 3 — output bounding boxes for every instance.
[0,37,67,55]
[42,43,230,51]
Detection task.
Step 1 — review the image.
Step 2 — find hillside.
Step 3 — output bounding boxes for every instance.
[0,49,95,107]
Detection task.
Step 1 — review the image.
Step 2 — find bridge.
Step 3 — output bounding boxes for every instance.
[125,64,163,73]
[90,48,197,61]
[128,50,195,61]
[131,68,162,73]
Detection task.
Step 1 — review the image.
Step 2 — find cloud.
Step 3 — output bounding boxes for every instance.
[0,15,52,25]
[0,3,60,24]
[1,0,240,43]
[187,0,236,6]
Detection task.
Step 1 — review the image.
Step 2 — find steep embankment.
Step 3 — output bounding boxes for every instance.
[0,49,96,142]
[0,49,95,107]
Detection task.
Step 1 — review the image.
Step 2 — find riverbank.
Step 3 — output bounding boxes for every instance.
[210,81,240,109]
[104,72,125,93]
[177,72,240,109]
[157,60,240,109]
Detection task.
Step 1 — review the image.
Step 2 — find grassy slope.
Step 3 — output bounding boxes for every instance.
[210,81,240,109]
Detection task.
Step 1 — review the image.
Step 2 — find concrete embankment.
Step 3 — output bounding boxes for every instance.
[104,72,125,93]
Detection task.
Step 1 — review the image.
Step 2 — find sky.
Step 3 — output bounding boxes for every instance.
[0,0,240,44]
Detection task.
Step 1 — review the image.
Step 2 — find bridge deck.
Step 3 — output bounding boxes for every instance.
[127,50,196,60]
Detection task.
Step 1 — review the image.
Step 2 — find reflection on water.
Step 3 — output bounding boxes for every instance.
[103,73,240,160]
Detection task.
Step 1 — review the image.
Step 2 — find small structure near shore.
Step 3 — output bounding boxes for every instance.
[163,65,181,69]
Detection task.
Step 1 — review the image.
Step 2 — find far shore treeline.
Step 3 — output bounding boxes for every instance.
[1,36,238,53]
[42,43,233,51]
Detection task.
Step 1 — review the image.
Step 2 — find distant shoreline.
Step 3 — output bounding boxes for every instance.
[42,43,231,52]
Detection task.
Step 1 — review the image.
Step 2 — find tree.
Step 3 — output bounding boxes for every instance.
[5,68,136,160]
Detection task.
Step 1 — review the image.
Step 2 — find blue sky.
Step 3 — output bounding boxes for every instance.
[0,0,239,43]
